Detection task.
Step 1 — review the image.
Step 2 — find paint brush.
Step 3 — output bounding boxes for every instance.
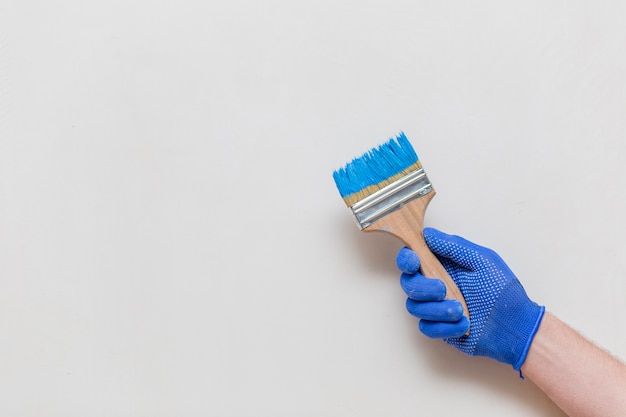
[332,132,470,332]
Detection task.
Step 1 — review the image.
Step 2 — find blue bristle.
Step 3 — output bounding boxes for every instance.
[333,132,419,197]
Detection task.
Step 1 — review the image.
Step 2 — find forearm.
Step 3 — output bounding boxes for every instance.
[522,312,626,417]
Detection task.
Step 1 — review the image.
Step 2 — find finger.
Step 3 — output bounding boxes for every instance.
[400,273,446,301]
[396,246,420,274]
[419,317,471,339]
[406,299,464,322]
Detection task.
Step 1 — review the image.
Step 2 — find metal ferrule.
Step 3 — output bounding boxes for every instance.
[350,167,433,230]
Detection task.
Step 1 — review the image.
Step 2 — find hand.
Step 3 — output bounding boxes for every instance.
[397,227,545,370]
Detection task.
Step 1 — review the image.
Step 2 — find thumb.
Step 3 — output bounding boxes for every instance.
[396,246,420,274]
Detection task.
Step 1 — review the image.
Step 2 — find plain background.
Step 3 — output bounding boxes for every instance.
[1,1,625,416]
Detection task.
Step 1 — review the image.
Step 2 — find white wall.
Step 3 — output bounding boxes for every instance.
[1,1,624,416]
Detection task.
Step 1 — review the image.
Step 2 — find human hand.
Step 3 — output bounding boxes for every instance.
[397,227,545,370]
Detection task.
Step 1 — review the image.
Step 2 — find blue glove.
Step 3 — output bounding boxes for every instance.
[397,227,545,371]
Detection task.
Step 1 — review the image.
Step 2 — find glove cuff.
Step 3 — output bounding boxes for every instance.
[513,305,545,370]
[474,281,545,369]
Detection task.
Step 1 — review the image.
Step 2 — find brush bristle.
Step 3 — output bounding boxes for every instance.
[333,132,421,206]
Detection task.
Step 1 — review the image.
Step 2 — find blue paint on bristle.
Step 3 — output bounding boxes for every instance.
[333,132,419,197]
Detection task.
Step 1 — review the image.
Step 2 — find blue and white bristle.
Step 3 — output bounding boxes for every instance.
[332,132,419,199]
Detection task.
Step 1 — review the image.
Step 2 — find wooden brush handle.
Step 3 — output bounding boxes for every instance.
[365,191,470,334]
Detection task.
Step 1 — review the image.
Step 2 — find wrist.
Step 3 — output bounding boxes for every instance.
[521,313,626,417]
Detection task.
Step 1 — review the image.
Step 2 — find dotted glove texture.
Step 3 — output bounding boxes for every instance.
[397,228,545,370]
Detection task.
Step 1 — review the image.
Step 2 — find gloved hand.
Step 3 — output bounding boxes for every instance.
[397,227,545,371]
